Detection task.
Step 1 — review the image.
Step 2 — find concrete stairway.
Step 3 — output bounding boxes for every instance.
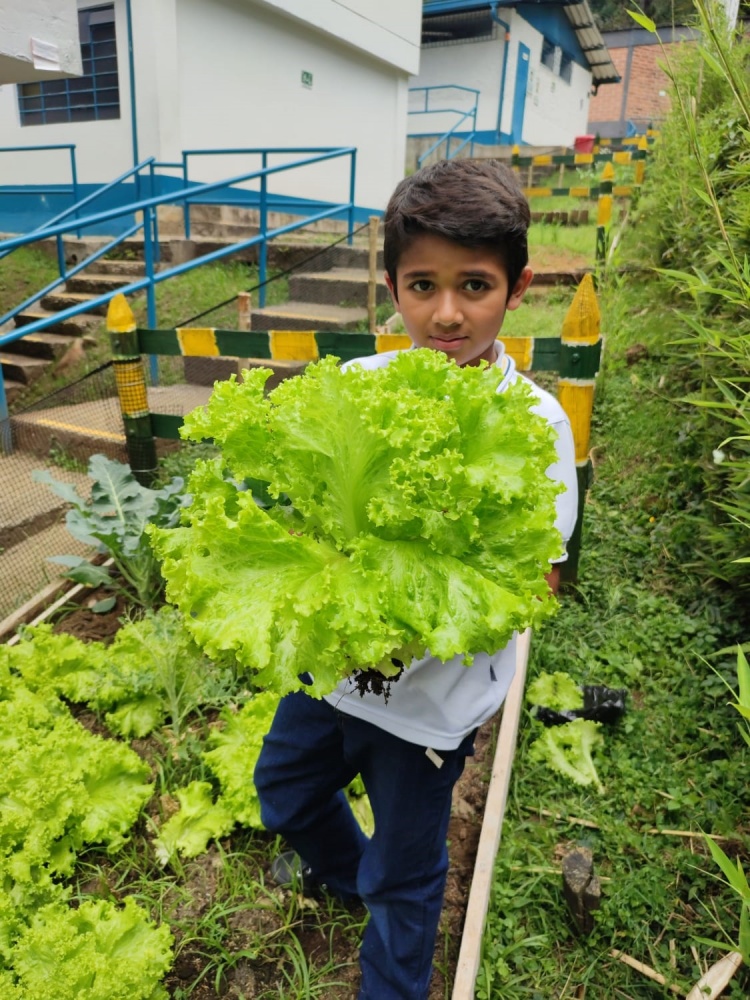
[1,259,146,406]
[250,242,386,332]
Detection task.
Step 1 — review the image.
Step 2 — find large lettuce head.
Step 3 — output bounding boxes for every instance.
[149,349,563,697]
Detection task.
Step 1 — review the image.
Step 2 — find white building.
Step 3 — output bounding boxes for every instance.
[0,0,422,233]
[0,0,82,84]
[409,1,619,153]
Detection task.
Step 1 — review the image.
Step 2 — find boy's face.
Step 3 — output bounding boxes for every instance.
[385,234,532,367]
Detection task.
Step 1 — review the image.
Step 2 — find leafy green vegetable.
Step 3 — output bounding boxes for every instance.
[526,671,584,711]
[2,896,172,1000]
[150,350,563,697]
[7,609,235,738]
[201,692,281,829]
[0,676,153,885]
[528,718,605,793]
[153,782,234,865]
[34,454,188,608]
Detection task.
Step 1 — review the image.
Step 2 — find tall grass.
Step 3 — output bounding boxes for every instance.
[623,2,750,594]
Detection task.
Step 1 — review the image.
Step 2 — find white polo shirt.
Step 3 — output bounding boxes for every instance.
[324,343,578,750]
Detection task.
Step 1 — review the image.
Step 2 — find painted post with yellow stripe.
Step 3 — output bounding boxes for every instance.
[596,162,614,265]
[107,293,157,485]
[556,274,601,584]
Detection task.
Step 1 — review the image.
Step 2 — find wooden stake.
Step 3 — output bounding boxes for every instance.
[237,290,252,379]
[367,214,379,333]
[609,949,682,995]
[451,629,531,1000]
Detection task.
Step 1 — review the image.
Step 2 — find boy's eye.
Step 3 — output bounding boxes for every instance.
[464,279,489,292]
[410,279,433,293]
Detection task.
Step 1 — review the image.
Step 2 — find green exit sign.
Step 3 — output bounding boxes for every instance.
[301,70,313,88]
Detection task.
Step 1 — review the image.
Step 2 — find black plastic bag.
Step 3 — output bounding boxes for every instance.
[533,685,628,726]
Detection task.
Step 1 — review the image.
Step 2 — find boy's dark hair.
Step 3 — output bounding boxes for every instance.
[383,158,530,297]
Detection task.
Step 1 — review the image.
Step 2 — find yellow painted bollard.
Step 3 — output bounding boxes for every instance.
[556,274,602,584]
[107,293,157,485]
[511,144,520,176]
[596,162,615,266]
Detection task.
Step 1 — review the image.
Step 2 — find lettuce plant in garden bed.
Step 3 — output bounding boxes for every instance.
[150,349,563,698]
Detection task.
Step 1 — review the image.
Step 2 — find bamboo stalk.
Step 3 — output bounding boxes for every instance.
[609,949,682,995]
[685,951,743,1000]
[524,806,600,830]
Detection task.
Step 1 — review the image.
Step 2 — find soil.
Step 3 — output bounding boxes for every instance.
[51,592,497,999]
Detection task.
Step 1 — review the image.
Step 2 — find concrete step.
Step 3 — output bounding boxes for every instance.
[0,352,51,385]
[250,300,367,332]
[3,378,26,406]
[94,258,147,276]
[41,291,110,317]
[327,245,384,270]
[65,273,136,296]
[6,330,76,360]
[14,307,102,336]
[288,267,389,308]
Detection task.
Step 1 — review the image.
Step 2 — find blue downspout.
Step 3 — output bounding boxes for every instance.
[125,0,139,167]
[490,3,511,141]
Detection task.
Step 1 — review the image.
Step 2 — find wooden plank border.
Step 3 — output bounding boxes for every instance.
[452,628,532,999]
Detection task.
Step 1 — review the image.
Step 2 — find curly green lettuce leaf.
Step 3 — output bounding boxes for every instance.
[0,683,152,883]
[526,671,584,711]
[528,718,605,793]
[202,692,281,829]
[6,609,235,738]
[4,896,172,1000]
[150,350,563,696]
[153,782,234,866]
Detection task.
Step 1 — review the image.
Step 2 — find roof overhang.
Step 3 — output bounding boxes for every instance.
[422,1,620,85]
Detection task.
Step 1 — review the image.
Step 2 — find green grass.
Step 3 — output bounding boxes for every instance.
[0,245,60,315]
[477,276,750,998]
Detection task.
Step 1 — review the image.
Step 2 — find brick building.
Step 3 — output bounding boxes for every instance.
[588,24,699,138]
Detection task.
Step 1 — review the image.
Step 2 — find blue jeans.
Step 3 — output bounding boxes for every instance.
[254,692,475,1000]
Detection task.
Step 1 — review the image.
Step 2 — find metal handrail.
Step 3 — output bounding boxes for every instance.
[180,146,357,304]
[408,86,480,167]
[0,147,358,449]
[0,144,79,243]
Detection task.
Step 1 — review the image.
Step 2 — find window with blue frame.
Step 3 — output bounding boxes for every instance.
[17,5,120,126]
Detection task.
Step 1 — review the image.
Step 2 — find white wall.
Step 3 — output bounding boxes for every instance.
[0,0,134,186]
[253,0,421,74]
[409,37,504,136]
[0,0,419,212]
[512,12,591,145]
[171,0,415,210]
[0,0,82,84]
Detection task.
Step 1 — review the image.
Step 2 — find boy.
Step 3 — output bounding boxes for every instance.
[254,158,578,999]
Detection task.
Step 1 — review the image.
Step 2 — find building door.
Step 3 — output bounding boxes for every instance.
[511,43,530,143]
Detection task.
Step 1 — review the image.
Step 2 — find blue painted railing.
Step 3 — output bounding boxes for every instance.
[179,147,357,307]
[0,144,80,242]
[408,86,480,168]
[0,147,358,453]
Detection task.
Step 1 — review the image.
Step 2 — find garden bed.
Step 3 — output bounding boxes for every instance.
[2,575,513,999]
